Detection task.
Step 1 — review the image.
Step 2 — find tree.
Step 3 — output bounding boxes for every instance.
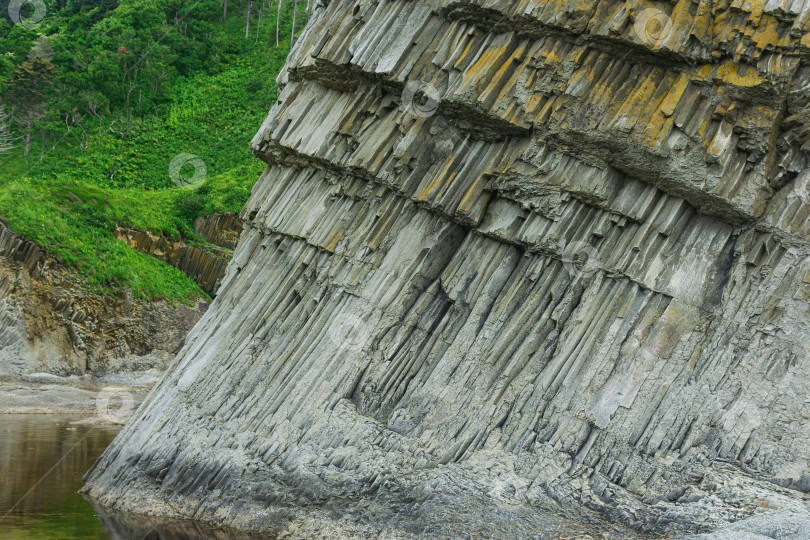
[84,91,110,145]
[291,0,298,44]
[245,0,253,39]
[276,0,282,45]
[5,56,55,110]
[4,56,56,165]
[0,101,16,155]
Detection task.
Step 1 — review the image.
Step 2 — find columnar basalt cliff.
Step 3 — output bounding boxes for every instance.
[85,1,810,537]
[112,212,243,297]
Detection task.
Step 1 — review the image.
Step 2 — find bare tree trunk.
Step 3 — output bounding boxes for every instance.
[256,8,262,41]
[245,0,253,38]
[0,130,12,154]
[276,0,282,46]
[290,0,298,44]
[123,65,138,108]
[222,0,228,21]
[87,101,103,145]
[23,116,32,169]
[126,80,137,108]
[0,103,15,155]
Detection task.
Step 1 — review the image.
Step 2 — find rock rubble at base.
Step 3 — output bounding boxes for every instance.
[84,1,810,537]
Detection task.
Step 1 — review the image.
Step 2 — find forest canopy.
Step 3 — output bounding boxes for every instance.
[0,0,305,299]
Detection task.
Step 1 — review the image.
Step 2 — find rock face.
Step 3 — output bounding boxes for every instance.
[193,212,244,250]
[0,220,208,377]
[85,1,810,537]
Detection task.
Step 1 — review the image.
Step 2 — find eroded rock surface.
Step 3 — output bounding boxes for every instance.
[85,1,810,537]
[0,220,208,377]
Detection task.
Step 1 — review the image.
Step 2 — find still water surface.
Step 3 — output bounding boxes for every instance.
[0,414,272,540]
[0,414,117,539]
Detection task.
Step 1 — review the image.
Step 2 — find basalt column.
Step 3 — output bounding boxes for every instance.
[84,1,810,537]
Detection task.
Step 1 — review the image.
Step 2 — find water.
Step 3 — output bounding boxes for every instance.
[0,414,118,539]
[0,414,272,540]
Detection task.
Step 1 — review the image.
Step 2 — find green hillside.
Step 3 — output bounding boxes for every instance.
[0,0,304,300]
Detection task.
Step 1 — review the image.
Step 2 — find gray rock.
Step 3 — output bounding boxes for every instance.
[84,0,810,538]
[675,509,810,539]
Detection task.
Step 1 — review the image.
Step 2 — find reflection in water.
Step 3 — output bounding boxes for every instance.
[94,510,275,539]
[0,414,119,540]
[0,415,273,540]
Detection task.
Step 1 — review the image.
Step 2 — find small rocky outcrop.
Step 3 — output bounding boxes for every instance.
[85,1,810,538]
[113,232,222,298]
[113,213,242,296]
[193,212,243,250]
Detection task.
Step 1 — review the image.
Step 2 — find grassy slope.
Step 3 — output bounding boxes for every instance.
[0,9,295,301]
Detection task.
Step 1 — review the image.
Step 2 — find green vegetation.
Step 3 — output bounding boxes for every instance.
[0,0,305,300]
